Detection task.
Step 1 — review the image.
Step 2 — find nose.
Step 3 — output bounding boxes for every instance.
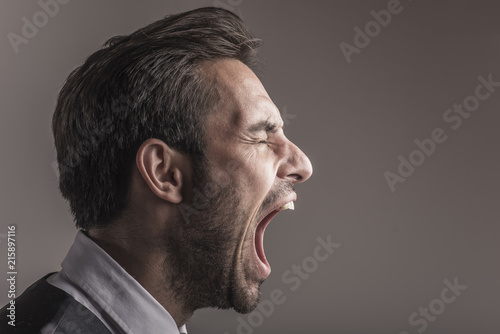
[277,139,313,184]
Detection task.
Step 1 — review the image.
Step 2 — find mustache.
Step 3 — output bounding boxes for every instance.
[260,181,295,214]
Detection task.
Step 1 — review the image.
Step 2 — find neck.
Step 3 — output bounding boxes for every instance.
[87,222,193,327]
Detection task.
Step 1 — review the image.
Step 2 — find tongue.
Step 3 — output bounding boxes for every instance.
[255,220,268,265]
[254,210,279,276]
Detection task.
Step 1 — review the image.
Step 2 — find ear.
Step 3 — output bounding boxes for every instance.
[136,138,190,204]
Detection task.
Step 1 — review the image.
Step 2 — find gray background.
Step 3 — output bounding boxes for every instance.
[1,0,499,333]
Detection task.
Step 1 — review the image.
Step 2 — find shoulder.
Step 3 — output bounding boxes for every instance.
[0,273,111,334]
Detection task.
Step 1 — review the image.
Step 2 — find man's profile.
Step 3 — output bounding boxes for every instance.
[0,7,312,333]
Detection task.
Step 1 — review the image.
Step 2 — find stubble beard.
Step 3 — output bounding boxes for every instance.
[161,161,262,315]
[162,160,294,315]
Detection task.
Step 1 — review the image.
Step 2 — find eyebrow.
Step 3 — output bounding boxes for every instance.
[247,120,281,134]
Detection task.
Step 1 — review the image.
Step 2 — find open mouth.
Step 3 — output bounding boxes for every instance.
[253,201,295,278]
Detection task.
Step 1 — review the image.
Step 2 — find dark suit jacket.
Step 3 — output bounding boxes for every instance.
[0,273,111,333]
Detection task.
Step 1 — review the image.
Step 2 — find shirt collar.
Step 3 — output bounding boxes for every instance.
[61,230,187,334]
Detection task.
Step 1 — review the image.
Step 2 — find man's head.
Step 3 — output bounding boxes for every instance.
[53,7,312,316]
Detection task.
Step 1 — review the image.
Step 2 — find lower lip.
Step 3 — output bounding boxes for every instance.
[253,210,279,279]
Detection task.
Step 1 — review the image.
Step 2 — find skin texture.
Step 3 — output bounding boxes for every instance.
[88,58,313,326]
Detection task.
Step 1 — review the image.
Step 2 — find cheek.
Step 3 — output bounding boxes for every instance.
[241,164,276,199]
[212,146,277,198]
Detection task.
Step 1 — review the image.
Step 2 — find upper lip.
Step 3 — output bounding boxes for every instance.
[257,192,297,224]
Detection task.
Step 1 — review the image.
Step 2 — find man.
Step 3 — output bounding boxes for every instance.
[1,7,312,333]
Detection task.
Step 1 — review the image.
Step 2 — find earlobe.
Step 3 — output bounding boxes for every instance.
[136,138,188,204]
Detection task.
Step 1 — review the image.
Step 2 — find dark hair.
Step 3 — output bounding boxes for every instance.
[52,7,262,230]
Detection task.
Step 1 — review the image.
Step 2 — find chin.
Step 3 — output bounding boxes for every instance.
[229,274,265,314]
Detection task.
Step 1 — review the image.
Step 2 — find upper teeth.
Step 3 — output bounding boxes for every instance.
[280,201,295,211]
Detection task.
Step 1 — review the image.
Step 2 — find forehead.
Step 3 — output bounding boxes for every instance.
[200,59,282,129]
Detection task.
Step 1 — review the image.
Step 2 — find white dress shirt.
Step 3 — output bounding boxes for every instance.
[46,231,187,334]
